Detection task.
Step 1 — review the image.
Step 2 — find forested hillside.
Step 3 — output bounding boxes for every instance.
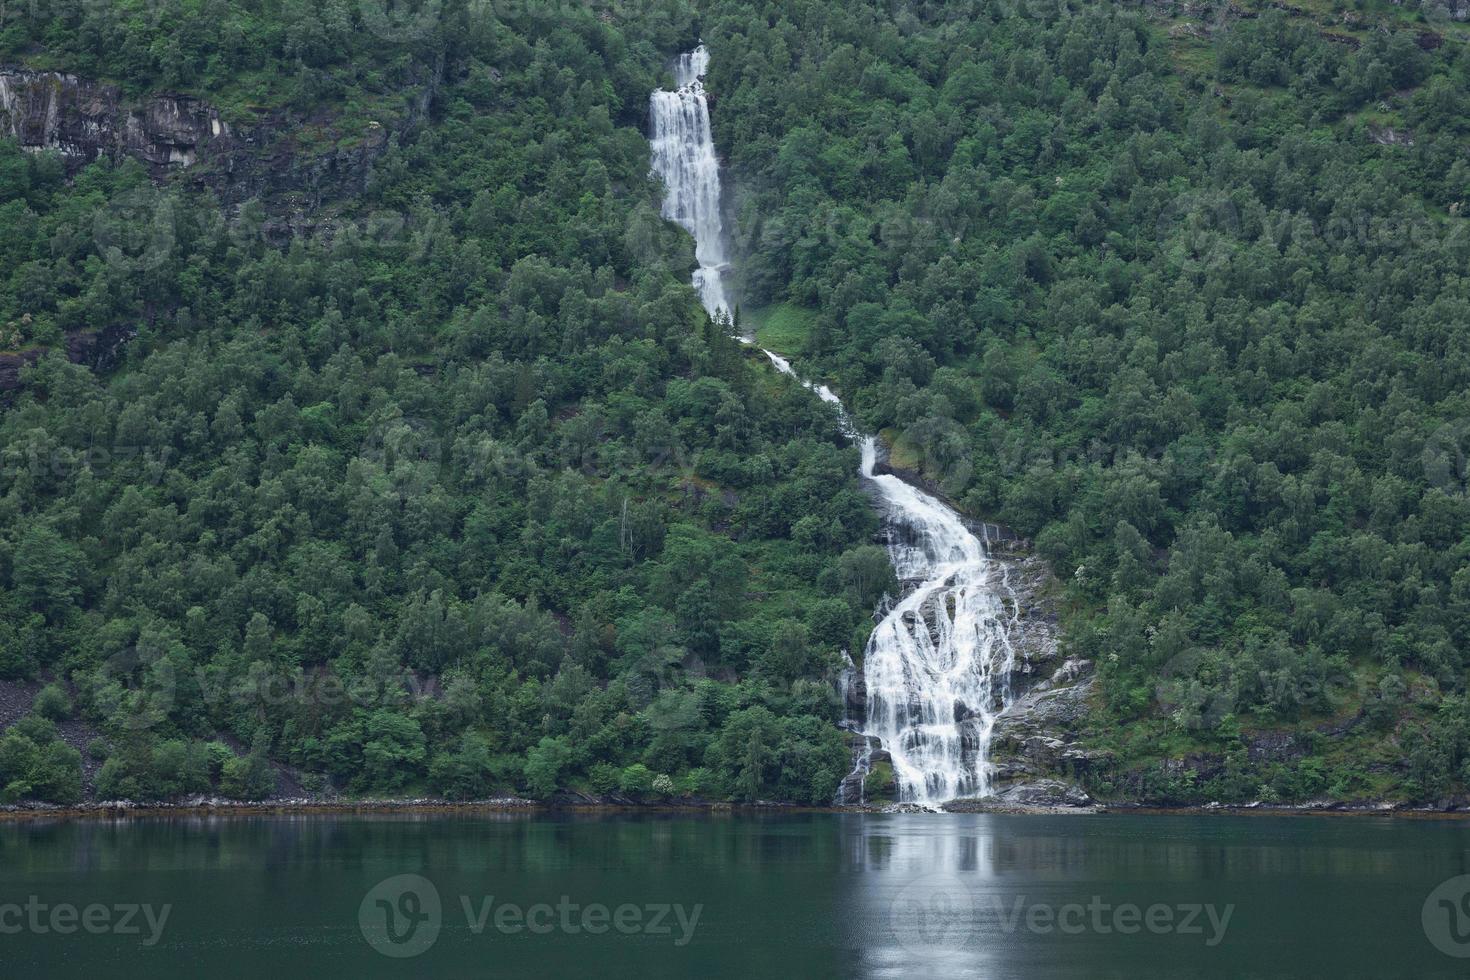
[2,0,1468,808]
[704,0,1470,802]
[0,2,876,806]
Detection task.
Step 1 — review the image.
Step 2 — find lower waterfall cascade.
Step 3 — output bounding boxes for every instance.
[650,45,1022,807]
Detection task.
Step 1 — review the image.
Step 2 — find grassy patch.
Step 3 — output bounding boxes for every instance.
[878,427,922,472]
[863,759,895,803]
[745,302,817,355]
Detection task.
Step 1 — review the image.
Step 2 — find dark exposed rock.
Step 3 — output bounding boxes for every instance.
[835,727,888,805]
[1369,125,1415,147]
[0,678,106,794]
[67,323,136,373]
[1244,730,1307,764]
[0,348,44,392]
[0,61,442,209]
[0,62,442,395]
[943,779,1096,811]
[0,68,225,175]
[0,324,136,395]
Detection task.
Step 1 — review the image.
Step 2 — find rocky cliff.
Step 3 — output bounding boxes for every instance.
[0,63,441,394]
[971,544,1098,806]
[0,62,439,209]
[0,68,226,174]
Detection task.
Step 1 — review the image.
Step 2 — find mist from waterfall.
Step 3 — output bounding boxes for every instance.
[650,47,1019,807]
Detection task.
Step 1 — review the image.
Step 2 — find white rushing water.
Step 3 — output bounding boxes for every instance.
[649,46,731,319]
[854,438,1021,805]
[650,47,1018,806]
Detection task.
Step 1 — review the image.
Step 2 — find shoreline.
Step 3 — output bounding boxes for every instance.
[5,797,1470,823]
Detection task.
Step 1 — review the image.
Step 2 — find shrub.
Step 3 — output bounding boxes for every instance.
[589,762,621,795]
[33,683,72,721]
[619,763,654,797]
[219,739,277,800]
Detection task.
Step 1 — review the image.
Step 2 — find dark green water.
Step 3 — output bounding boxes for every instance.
[4,811,1470,978]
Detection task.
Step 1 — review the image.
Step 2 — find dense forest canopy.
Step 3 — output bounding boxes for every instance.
[703,0,1470,801]
[0,0,1468,805]
[0,0,876,805]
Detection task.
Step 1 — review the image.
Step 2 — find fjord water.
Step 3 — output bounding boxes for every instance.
[5,812,1470,978]
[651,48,1018,805]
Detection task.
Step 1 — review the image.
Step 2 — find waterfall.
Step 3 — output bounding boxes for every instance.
[762,347,1020,805]
[854,439,1020,805]
[649,45,731,319]
[649,47,1018,807]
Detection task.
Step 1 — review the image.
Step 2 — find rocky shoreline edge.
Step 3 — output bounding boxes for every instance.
[6,794,1470,822]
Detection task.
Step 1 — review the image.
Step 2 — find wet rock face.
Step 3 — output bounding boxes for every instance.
[0,69,226,176]
[0,324,135,394]
[987,657,1098,794]
[0,62,439,211]
[978,548,1099,805]
[943,778,1094,810]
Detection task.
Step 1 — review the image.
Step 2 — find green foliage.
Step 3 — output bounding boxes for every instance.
[0,1,872,809]
[33,683,72,721]
[863,759,895,804]
[618,762,655,797]
[5,0,1464,805]
[749,302,817,356]
[699,0,1470,800]
[428,731,502,800]
[525,736,575,798]
[704,705,848,804]
[0,716,82,804]
[219,736,278,800]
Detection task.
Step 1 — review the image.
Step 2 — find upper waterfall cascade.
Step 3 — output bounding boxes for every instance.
[649,45,730,319]
[649,47,1020,807]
